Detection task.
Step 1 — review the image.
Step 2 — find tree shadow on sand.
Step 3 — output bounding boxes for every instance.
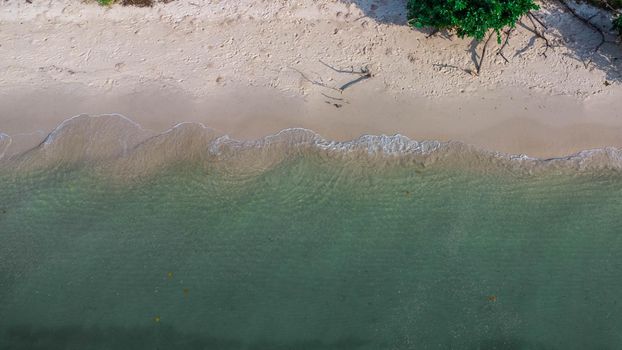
[342,0,622,82]
[539,1,622,83]
[343,0,409,25]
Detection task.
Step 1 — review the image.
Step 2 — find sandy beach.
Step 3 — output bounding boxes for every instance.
[5,2,622,348]
[1,0,622,158]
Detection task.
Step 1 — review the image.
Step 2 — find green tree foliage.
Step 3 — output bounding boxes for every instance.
[97,0,115,5]
[614,15,622,36]
[407,0,539,42]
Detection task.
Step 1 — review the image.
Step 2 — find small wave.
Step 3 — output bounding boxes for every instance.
[41,113,145,147]
[0,133,12,160]
[2,114,622,175]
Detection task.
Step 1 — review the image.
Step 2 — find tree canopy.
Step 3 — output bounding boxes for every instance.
[406,0,539,41]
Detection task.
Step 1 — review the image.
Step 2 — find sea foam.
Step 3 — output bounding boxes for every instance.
[2,114,622,176]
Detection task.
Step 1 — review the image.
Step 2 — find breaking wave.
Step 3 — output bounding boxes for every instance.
[1,114,622,176]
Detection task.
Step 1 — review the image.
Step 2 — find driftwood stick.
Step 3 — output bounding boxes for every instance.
[558,0,605,56]
[528,11,548,30]
[339,73,372,91]
[476,31,494,75]
[593,0,621,13]
[497,27,514,63]
[290,67,342,92]
[526,13,551,57]
[319,60,369,75]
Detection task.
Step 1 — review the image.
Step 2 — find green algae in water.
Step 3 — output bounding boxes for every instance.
[1,157,622,350]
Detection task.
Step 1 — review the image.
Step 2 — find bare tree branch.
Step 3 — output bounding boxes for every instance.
[558,0,606,63]
[319,60,369,75]
[290,67,342,92]
[528,11,548,30]
[476,31,494,75]
[497,27,514,63]
[526,13,551,57]
[339,73,372,91]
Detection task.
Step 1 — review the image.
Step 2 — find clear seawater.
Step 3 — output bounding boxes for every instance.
[1,118,622,349]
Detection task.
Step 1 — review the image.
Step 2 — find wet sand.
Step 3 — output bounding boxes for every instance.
[2,83,622,159]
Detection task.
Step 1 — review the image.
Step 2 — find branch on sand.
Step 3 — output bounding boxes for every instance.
[528,10,548,30]
[319,60,370,76]
[290,67,342,93]
[474,31,494,75]
[525,11,551,58]
[340,73,372,91]
[292,60,372,93]
[496,27,514,63]
[558,0,606,66]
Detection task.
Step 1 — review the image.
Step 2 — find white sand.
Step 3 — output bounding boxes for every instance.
[1,0,622,158]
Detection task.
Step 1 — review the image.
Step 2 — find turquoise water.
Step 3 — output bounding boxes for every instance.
[1,118,622,349]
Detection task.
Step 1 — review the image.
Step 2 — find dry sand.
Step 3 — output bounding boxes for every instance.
[1,0,622,158]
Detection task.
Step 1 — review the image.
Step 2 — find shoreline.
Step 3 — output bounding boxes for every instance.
[2,83,622,159]
[4,112,622,169]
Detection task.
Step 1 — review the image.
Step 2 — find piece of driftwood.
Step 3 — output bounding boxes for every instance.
[319,60,370,75]
[497,27,514,63]
[528,10,548,30]
[558,0,606,64]
[526,12,551,57]
[475,31,495,75]
[291,67,342,92]
[339,73,372,91]
[293,60,372,92]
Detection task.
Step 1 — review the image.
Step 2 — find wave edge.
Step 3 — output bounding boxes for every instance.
[2,114,622,174]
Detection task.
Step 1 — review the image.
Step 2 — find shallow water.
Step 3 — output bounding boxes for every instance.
[2,116,622,349]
